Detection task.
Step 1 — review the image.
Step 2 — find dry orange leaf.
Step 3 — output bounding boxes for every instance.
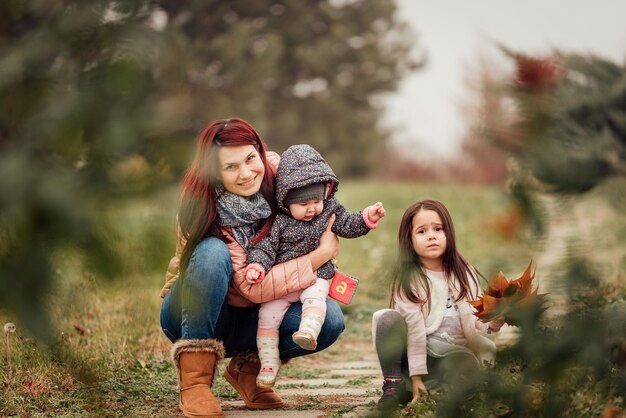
[469,260,547,325]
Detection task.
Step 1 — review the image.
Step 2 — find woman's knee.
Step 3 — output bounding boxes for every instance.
[322,299,345,336]
[192,238,231,266]
[187,238,232,283]
[181,238,232,308]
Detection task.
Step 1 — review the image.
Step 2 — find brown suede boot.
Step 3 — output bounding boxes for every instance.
[223,351,284,409]
[171,339,225,418]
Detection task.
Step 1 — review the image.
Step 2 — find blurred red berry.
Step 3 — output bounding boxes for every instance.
[514,55,562,92]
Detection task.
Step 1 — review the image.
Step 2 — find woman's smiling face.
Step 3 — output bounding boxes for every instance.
[217,145,265,197]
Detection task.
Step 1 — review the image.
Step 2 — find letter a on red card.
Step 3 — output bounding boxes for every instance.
[328,271,359,304]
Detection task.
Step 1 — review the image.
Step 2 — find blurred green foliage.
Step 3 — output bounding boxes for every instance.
[523,55,625,193]
[432,260,625,418]
[487,50,626,194]
[456,49,626,417]
[0,0,420,339]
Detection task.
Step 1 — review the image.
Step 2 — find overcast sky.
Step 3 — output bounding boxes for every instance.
[383,0,626,160]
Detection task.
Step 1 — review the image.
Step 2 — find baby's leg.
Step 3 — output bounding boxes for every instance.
[293,278,330,350]
[256,294,298,388]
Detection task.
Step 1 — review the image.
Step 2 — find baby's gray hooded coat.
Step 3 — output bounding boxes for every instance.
[247,144,371,279]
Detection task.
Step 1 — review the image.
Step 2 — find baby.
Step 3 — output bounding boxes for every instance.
[244,144,385,388]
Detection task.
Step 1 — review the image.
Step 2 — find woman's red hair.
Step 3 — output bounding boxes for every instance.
[178,117,277,274]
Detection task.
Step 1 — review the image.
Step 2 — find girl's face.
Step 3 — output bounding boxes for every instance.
[411,209,447,269]
[217,145,265,197]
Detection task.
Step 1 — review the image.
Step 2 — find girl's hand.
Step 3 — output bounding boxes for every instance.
[411,375,428,402]
[488,316,505,333]
[310,214,339,270]
[368,202,386,222]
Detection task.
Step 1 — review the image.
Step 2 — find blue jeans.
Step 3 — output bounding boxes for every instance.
[160,237,345,358]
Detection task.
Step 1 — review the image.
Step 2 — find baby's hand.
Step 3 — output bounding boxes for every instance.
[368,202,386,222]
[246,269,260,284]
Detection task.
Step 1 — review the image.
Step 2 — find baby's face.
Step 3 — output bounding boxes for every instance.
[288,199,324,222]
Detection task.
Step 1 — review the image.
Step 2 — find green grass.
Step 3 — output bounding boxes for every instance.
[0,180,624,417]
[345,376,377,386]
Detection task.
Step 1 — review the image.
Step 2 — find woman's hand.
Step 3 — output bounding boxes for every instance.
[411,375,428,402]
[309,214,339,270]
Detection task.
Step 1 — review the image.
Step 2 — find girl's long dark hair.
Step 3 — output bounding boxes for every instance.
[177,117,277,274]
[390,199,479,310]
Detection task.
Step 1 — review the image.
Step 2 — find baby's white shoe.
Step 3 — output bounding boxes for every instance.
[256,334,280,388]
[292,312,325,351]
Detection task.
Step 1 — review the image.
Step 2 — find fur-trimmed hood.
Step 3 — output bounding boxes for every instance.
[276,144,339,213]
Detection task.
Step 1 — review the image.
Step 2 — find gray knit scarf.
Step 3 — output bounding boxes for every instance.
[216,189,272,250]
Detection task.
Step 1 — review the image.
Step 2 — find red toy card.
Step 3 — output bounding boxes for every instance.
[328,271,359,304]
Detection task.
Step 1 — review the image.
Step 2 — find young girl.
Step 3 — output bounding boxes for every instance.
[372,199,502,410]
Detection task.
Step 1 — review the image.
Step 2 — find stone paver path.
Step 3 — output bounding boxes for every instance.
[217,326,515,417]
[221,341,383,417]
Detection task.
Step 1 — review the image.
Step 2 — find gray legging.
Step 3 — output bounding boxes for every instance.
[372,309,481,391]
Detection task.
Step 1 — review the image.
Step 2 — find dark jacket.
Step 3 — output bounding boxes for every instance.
[247,144,372,279]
